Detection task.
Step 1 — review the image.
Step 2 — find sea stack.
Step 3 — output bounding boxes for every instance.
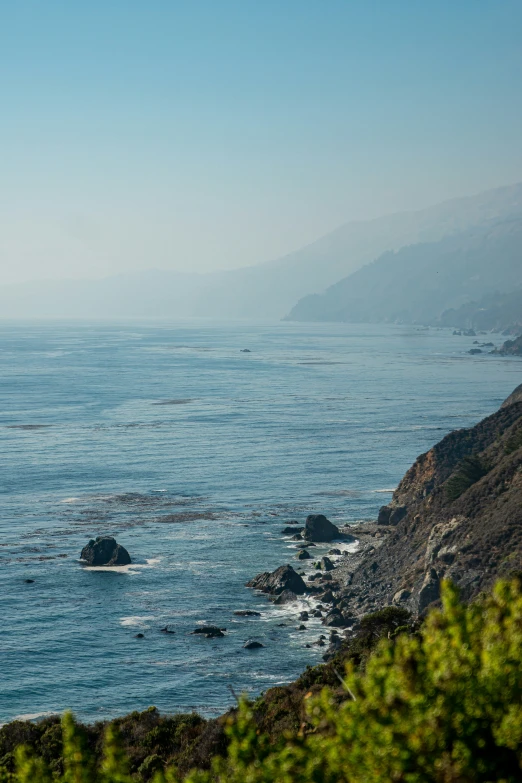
[80,536,131,566]
[303,514,340,542]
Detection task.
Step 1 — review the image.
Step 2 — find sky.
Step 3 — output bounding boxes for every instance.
[1,0,522,285]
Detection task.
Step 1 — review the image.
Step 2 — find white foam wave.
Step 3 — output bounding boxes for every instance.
[373,488,396,493]
[12,711,54,722]
[120,615,155,627]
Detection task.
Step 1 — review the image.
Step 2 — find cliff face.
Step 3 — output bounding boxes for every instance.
[340,391,522,617]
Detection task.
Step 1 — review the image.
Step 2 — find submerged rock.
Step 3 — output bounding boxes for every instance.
[191,626,226,638]
[303,514,340,542]
[233,610,261,617]
[246,564,307,595]
[80,536,131,566]
[281,524,303,535]
[243,640,264,649]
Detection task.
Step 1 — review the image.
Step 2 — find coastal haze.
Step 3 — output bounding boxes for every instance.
[2,0,522,758]
[2,182,522,320]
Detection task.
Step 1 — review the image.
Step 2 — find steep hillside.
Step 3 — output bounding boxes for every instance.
[337,385,522,618]
[285,216,522,324]
[2,183,522,319]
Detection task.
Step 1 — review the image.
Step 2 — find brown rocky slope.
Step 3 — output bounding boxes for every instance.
[337,384,522,618]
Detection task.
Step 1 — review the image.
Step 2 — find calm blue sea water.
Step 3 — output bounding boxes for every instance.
[1,320,520,724]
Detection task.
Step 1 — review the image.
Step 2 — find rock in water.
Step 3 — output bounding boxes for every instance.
[80,536,131,566]
[296,549,311,560]
[233,610,261,617]
[191,626,226,638]
[303,514,340,542]
[271,590,299,604]
[246,564,307,595]
[243,640,264,649]
[320,556,335,571]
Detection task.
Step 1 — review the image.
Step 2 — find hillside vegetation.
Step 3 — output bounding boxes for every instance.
[1,578,521,782]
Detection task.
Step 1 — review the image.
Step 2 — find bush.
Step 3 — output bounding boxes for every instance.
[2,578,522,782]
[446,455,489,500]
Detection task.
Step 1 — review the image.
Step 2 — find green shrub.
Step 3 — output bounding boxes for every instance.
[3,578,522,782]
[446,455,489,500]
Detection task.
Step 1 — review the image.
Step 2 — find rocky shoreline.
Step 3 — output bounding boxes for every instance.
[246,383,522,658]
[245,514,393,658]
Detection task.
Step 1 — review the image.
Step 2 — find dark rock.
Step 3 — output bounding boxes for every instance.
[468,348,483,355]
[377,506,392,525]
[315,639,325,647]
[233,610,261,617]
[160,626,175,634]
[378,505,407,526]
[24,579,35,584]
[299,611,309,621]
[296,549,311,560]
[318,590,335,603]
[389,506,407,525]
[191,626,225,638]
[272,590,299,605]
[240,349,251,353]
[281,526,304,535]
[320,556,335,571]
[322,609,349,628]
[297,624,306,630]
[80,536,131,566]
[328,548,342,555]
[304,514,340,542]
[305,643,311,648]
[246,565,307,595]
[312,610,322,617]
[135,633,145,638]
[243,640,264,649]
[291,533,303,541]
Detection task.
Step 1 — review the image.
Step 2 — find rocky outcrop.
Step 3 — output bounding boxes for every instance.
[304,514,340,542]
[80,536,131,566]
[335,388,522,617]
[246,565,307,596]
[493,334,522,356]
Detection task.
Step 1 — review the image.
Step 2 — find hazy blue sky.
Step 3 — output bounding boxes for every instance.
[1,1,522,284]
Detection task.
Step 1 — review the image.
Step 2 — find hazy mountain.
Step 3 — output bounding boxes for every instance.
[285,216,522,326]
[2,183,522,319]
[438,288,522,333]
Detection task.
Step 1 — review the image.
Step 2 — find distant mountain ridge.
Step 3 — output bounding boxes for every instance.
[285,214,522,327]
[2,182,522,319]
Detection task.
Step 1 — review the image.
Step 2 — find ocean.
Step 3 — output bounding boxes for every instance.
[1,319,520,724]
